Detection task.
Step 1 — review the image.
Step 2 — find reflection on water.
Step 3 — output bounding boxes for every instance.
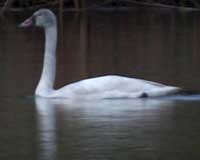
[35,97,174,160]
[0,96,200,159]
[34,97,200,160]
[35,98,57,160]
[1,7,200,160]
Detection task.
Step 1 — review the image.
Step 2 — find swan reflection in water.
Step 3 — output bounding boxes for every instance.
[35,97,177,159]
[35,97,57,160]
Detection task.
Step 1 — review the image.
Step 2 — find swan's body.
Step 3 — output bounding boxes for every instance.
[20,9,181,99]
[51,75,180,99]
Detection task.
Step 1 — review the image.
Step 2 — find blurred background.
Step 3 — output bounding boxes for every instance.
[1,0,200,15]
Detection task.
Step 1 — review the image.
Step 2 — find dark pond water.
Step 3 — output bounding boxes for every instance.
[1,7,200,160]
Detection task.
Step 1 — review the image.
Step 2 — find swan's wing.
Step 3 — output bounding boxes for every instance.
[53,75,180,99]
[63,76,161,92]
[139,79,166,87]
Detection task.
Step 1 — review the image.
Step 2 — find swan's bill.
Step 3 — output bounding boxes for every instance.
[19,16,34,28]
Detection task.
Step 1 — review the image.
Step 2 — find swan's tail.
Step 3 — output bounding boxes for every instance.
[140,86,200,98]
[142,86,182,98]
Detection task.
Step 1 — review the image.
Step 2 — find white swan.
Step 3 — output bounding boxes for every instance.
[19,9,181,99]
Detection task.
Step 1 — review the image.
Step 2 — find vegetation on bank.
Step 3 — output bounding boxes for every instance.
[1,0,200,14]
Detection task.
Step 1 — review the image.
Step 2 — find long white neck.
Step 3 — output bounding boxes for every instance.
[35,24,57,96]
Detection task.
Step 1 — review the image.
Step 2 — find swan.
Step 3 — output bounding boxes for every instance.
[19,9,181,99]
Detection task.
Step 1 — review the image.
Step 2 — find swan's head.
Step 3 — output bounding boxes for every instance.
[19,9,56,28]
